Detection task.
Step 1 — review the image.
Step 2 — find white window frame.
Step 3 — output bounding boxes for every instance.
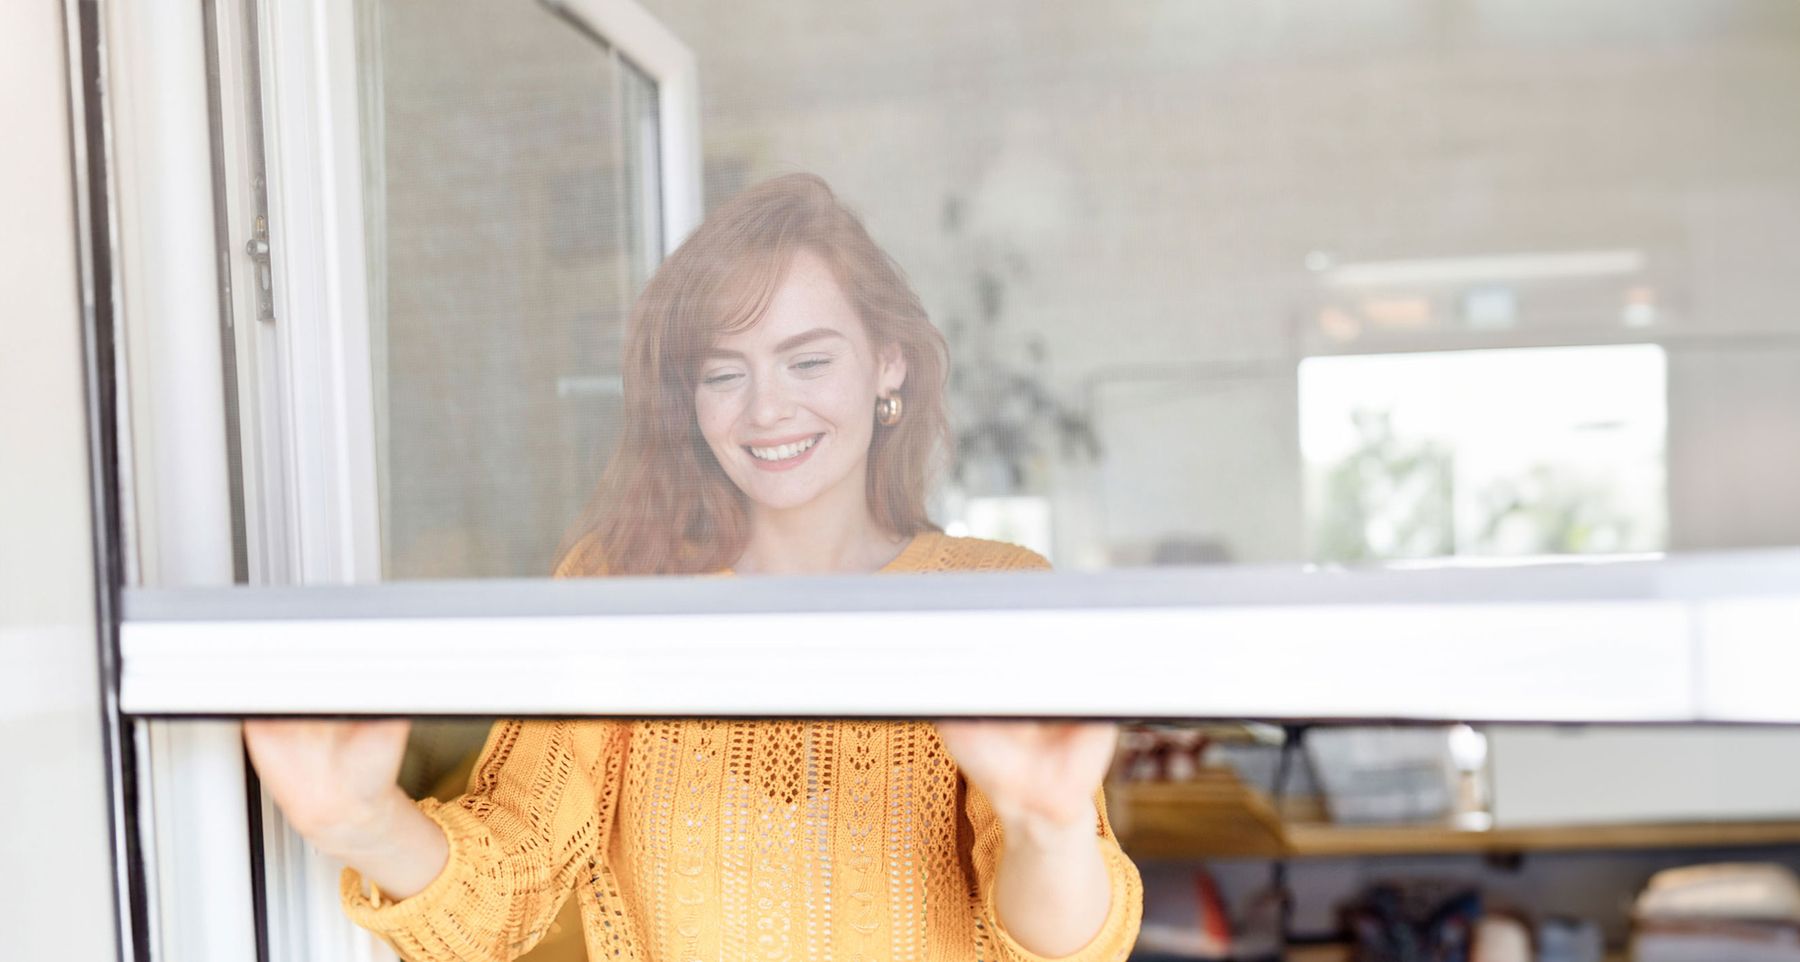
[122,557,1800,723]
[546,0,704,253]
[111,3,1800,962]
[103,1,259,961]
[119,0,701,960]
[248,1,699,958]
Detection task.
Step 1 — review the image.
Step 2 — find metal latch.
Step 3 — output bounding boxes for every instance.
[245,212,274,323]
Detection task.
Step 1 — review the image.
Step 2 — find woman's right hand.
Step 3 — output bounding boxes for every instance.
[244,719,451,899]
[242,719,413,857]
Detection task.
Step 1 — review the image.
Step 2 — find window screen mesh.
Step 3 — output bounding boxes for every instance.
[356,0,1800,579]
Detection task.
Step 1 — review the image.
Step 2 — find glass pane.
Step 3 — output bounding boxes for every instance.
[361,0,657,580]
[618,55,662,291]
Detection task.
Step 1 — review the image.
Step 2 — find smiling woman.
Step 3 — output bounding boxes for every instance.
[243,174,1144,962]
[695,261,911,575]
[563,174,950,578]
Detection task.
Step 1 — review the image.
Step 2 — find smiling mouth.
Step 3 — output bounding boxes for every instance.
[746,434,822,463]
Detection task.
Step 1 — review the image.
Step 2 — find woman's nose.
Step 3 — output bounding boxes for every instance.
[747,374,795,425]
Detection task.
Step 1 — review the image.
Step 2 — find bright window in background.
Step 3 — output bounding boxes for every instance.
[1299,344,1667,564]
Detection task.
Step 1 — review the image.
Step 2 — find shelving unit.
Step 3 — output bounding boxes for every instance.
[1116,773,1800,860]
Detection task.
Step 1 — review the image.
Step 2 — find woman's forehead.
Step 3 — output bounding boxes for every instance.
[709,251,864,354]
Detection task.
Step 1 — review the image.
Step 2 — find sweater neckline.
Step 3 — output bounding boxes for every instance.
[878,530,938,573]
[721,530,937,577]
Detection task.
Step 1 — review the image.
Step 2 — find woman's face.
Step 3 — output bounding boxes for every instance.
[695,249,906,516]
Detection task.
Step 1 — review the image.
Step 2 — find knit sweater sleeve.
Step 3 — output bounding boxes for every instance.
[957,539,1144,961]
[340,719,626,962]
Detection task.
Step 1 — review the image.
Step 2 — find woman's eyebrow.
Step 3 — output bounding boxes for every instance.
[706,328,847,359]
[775,327,849,352]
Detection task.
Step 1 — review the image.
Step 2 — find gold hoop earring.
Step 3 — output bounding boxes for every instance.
[875,394,904,427]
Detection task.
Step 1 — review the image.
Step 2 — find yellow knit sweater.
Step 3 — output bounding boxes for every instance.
[342,532,1144,962]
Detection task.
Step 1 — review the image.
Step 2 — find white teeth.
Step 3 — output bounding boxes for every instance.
[749,436,817,462]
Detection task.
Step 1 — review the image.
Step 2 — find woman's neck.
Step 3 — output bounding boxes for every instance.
[733,497,907,576]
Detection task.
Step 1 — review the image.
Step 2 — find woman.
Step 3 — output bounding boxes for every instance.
[245,174,1143,962]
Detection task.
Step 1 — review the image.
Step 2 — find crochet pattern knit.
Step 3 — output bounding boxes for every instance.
[343,533,1143,962]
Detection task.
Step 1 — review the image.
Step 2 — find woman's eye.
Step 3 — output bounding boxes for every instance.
[702,371,742,386]
[793,357,833,373]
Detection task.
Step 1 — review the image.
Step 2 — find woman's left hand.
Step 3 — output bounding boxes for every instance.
[933,720,1120,828]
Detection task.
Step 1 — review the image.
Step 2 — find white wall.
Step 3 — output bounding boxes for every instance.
[1490,726,1800,827]
[0,2,122,958]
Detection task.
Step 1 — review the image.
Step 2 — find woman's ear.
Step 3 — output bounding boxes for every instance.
[878,342,908,395]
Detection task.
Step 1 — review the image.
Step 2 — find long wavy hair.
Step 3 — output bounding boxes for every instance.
[556,174,949,576]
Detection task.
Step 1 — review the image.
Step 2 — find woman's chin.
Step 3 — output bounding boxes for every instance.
[737,468,850,515]
[742,485,827,514]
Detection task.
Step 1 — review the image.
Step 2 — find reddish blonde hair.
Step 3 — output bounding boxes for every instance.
[557,174,948,576]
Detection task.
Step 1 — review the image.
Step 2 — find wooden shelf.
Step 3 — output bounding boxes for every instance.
[1116,774,1800,859]
[1283,818,1800,858]
[1114,772,1290,858]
